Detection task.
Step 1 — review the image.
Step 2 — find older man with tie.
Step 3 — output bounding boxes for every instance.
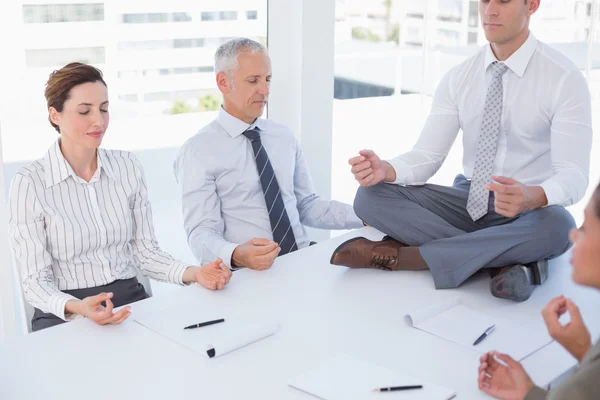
[175,38,363,271]
[330,0,593,302]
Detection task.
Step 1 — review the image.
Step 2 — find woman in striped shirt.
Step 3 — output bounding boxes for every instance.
[8,62,232,331]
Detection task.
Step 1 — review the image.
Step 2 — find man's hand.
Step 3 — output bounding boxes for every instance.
[66,292,132,326]
[348,150,396,186]
[486,176,548,218]
[542,296,591,362]
[232,238,280,270]
[182,258,233,290]
[478,352,534,400]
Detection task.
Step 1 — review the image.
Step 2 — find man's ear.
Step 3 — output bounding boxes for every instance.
[216,72,232,95]
[527,0,541,16]
[49,107,61,127]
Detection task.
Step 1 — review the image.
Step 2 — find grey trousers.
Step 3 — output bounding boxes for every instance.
[353,175,575,289]
[31,277,149,332]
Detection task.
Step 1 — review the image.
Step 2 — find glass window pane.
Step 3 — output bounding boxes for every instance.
[172,12,192,22]
[23,4,104,24]
[332,0,426,206]
[1,0,268,308]
[219,11,238,20]
[201,11,217,21]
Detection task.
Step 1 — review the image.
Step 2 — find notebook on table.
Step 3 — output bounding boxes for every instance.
[134,307,279,358]
[404,297,553,360]
[289,354,455,400]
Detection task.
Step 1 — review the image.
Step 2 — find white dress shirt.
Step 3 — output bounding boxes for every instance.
[8,140,189,321]
[388,33,592,206]
[174,107,363,267]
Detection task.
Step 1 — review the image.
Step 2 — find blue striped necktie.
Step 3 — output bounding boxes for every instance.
[243,128,298,255]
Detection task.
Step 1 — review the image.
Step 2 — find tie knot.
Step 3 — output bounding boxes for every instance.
[491,62,508,79]
[243,128,260,142]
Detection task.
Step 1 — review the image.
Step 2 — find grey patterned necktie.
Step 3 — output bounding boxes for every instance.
[467,61,509,221]
[243,128,299,255]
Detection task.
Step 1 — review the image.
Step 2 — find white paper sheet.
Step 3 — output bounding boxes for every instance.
[405,297,553,361]
[289,354,455,400]
[134,307,279,358]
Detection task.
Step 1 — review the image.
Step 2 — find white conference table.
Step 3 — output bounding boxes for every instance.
[1,227,599,400]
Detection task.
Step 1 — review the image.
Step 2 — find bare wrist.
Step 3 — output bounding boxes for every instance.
[65,299,83,317]
[383,161,397,182]
[530,186,548,210]
[575,343,592,362]
[231,247,243,268]
[182,266,199,284]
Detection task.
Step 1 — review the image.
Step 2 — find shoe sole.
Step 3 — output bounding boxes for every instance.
[490,266,533,302]
[329,236,367,265]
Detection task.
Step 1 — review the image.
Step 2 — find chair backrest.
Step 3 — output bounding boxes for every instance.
[136,270,153,297]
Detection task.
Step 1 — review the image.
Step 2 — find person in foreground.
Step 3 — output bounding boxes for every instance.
[8,63,232,331]
[330,0,592,302]
[174,38,363,271]
[478,182,600,400]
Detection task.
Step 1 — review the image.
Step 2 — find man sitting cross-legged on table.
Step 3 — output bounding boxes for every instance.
[330,0,592,302]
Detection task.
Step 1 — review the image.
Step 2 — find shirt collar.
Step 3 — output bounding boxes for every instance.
[43,139,115,188]
[97,148,117,181]
[217,106,265,138]
[484,31,537,78]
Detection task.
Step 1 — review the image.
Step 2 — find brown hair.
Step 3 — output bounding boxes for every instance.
[45,62,107,133]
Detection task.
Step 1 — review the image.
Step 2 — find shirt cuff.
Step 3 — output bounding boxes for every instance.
[167,261,189,285]
[49,292,81,321]
[345,208,365,229]
[525,386,548,400]
[386,157,414,186]
[218,242,239,269]
[540,179,568,207]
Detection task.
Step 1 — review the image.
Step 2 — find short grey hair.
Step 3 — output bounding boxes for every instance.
[215,37,268,78]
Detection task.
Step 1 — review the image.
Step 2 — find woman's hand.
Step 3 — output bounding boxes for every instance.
[183,258,232,290]
[66,292,131,325]
[542,296,591,362]
[478,352,534,400]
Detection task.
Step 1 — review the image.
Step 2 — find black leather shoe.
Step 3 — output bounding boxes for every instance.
[490,260,548,302]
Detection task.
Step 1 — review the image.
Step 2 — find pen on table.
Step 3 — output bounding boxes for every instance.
[373,385,423,392]
[183,318,225,330]
[473,324,496,346]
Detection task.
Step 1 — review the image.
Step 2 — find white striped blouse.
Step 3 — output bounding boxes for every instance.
[8,139,189,321]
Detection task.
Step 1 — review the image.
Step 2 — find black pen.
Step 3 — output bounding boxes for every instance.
[473,324,495,346]
[373,385,423,392]
[183,318,225,330]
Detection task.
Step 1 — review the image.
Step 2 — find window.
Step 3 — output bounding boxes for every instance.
[119,94,139,102]
[247,10,258,20]
[122,13,144,23]
[174,39,193,48]
[22,3,104,23]
[468,1,479,27]
[25,47,105,67]
[201,11,218,21]
[202,10,238,21]
[0,1,268,328]
[172,12,192,22]
[174,67,196,74]
[219,11,238,20]
[143,91,172,102]
[122,12,188,24]
[468,31,478,44]
[147,13,168,23]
